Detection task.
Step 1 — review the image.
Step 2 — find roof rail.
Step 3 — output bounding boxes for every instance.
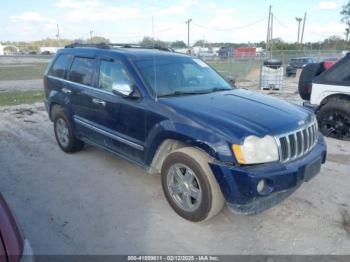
[65,42,173,52]
[64,42,110,49]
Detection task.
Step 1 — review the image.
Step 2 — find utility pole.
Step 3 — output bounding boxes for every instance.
[296,17,303,43]
[56,24,60,47]
[152,16,155,47]
[300,12,307,44]
[90,30,94,42]
[186,18,192,54]
[266,5,272,52]
[270,12,274,57]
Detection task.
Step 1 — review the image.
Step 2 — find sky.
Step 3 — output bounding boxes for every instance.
[0,0,347,44]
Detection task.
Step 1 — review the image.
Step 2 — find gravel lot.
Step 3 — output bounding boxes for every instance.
[0,100,349,255]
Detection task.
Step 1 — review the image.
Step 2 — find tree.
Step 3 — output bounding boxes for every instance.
[87,36,110,44]
[341,2,350,40]
[170,40,186,48]
[139,37,169,48]
[193,40,206,47]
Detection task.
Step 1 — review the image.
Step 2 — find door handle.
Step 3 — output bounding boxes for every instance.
[92,98,106,106]
[62,88,72,94]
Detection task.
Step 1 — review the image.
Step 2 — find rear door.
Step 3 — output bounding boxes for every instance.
[66,55,102,141]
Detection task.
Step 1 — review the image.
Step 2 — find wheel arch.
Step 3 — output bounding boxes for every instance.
[319,93,350,108]
[146,133,219,175]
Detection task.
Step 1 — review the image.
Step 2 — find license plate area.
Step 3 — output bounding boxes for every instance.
[304,157,322,182]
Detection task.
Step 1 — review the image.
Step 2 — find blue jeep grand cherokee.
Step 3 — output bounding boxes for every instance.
[44,43,327,222]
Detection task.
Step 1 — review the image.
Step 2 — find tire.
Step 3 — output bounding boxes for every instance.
[53,109,84,153]
[298,63,324,100]
[161,147,225,222]
[317,99,350,140]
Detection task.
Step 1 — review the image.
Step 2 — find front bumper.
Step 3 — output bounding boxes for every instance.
[209,135,327,214]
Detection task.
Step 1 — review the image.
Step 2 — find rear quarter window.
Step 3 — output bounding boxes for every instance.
[325,59,350,83]
[69,57,96,86]
[48,54,72,79]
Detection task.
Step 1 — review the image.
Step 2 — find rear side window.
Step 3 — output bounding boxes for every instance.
[325,59,350,82]
[98,60,134,92]
[69,57,95,86]
[48,54,72,79]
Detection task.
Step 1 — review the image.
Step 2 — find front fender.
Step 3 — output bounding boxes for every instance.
[144,120,234,166]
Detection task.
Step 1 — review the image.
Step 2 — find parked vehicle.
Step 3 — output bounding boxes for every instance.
[44,43,327,221]
[40,51,51,55]
[286,57,315,77]
[321,57,338,70]
[301,53,350,140]
[0,193,33,262]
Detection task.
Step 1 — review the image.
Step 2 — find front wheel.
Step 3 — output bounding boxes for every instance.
[161,147,225,222]
[317,99,350,140]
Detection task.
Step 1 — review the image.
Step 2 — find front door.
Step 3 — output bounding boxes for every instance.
[72,55,146,164]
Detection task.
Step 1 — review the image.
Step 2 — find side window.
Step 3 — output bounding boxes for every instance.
[48,54,72,79]
[98,60,134,92]
[69,57,95,86]
[326,59,350,82]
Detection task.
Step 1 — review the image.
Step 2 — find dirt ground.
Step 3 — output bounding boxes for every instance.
[0,100,349,255]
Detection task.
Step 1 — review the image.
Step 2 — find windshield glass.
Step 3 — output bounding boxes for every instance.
[133,56,231,97]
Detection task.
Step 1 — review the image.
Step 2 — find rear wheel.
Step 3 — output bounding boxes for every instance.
[53,109,84,152]
[161,147,225,222]
[298,63,324,100]
[317,99,350,140]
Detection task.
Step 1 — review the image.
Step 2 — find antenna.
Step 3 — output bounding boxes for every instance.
[152,16,157,101]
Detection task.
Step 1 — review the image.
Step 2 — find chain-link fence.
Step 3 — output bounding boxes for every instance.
[199,49,344,103]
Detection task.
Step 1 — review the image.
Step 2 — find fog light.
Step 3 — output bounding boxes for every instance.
[257,179,266,194]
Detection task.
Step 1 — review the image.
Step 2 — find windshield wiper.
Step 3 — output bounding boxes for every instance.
[210,87,231,92]
[158,90,210,97]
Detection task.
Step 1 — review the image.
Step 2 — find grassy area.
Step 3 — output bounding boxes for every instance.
[0,90,44,106]
[0,63,48,81]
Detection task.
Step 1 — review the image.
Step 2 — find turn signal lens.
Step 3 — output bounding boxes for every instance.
[232,144,245,164]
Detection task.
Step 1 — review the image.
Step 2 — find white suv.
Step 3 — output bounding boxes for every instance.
[300,55,350,140]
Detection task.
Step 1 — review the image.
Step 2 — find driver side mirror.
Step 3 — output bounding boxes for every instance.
[226,76,236,87]
[112,83,134,97]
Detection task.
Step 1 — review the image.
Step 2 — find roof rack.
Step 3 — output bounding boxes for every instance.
[65,42,174,52]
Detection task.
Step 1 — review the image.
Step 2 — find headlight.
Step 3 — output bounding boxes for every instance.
[232,135,279,164]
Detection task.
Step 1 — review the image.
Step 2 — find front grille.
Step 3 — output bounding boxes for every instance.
[277,120,318,163]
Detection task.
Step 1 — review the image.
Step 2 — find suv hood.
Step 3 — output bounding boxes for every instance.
[160,89,312,141]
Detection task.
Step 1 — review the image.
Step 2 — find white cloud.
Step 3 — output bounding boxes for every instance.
[319,1,338,10]
[53,0,100,9]
[156,0,199,16]
[10,12,47,23]
[53,0,142,23]
[64,6,142,22]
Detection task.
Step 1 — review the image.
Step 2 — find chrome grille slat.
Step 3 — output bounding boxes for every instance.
[277,120,318,163]
[285,135,291,161]
[300,130,304,154]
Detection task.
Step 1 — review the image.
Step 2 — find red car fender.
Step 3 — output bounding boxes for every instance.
[0,194,23,262]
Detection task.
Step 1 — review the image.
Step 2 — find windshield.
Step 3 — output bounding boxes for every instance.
[133,56,231,97]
